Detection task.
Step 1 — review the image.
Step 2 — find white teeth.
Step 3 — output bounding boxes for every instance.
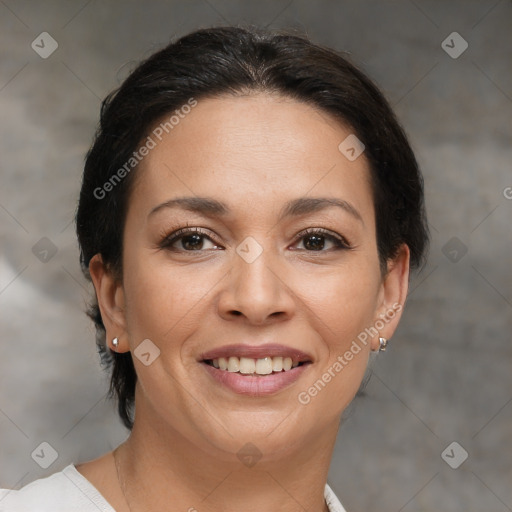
[272,357,283,372]
[239,357,256,374]
[209,355,305,375]
[227,356,240,372]
[255,357,273,375]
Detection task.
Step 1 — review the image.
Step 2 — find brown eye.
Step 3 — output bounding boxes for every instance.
[160,228,220,251]
[302,233,328,251]
[294,228,351,252]
[177,233,206,250]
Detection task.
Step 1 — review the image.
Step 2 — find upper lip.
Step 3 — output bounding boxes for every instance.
[200,343,313,364]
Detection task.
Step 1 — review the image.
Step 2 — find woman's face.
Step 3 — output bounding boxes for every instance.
[97,93,408,461]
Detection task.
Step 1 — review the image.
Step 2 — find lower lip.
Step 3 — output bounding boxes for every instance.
[201,362,311,396]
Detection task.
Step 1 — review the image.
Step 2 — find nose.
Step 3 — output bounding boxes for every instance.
[217,244,296,325]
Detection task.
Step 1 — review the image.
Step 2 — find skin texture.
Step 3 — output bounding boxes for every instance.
[80,92,410,512]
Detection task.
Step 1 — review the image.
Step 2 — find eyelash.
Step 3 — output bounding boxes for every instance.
[159,225,352,252]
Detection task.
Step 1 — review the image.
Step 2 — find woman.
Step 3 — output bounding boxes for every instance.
[0,25,428,511]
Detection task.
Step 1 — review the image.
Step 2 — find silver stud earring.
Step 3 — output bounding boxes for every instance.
[112,337,119,351]
[379,337,388,351]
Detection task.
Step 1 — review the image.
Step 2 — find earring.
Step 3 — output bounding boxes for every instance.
[112,337,119,351]
[379,337,388,351]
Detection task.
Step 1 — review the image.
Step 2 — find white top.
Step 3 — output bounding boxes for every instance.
[0,464,347,511]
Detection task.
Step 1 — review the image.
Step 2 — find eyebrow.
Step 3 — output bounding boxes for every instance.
[149,196,363,223]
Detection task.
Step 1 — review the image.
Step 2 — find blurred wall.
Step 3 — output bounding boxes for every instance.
[1,1,511,510]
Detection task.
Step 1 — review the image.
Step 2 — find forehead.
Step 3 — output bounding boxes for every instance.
[131,93,374,223]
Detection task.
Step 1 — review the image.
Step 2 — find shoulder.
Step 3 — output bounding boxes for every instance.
[324,482,348,512]
[1,465,344,512]
[0,464,115,512]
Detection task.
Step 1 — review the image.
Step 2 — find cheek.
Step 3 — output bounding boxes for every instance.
[296,259,380,347]
[121,253,211,345]
[292,259,380,416]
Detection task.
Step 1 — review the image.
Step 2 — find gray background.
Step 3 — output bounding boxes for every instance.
[1,1,511,511]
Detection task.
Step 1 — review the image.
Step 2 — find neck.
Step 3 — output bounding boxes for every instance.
[115,390,339,512]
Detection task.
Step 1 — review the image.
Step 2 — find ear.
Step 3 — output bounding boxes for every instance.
[371,244,410,351]
[89,254,128,352]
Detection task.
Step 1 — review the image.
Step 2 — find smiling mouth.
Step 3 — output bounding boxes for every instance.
[203,356,312,376]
